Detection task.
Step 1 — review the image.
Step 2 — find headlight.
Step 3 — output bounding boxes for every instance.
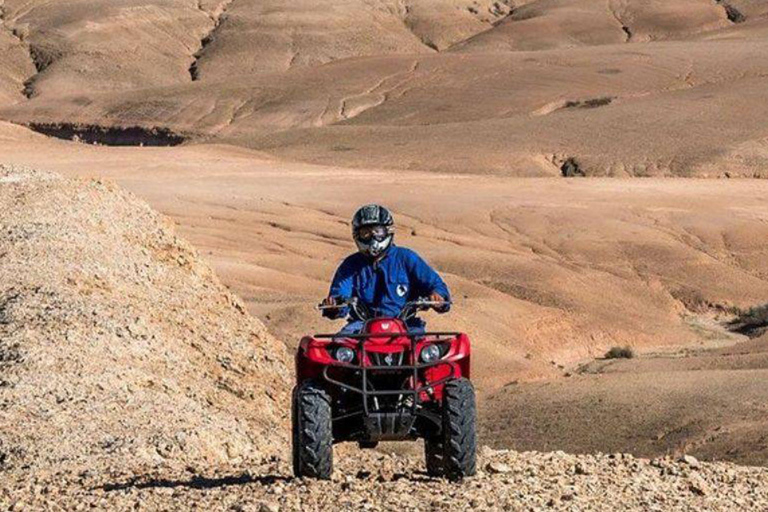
[420,344,441,363]
[334,346,355,363]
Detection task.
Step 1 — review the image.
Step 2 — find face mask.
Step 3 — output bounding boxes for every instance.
[367,237,391,256]
[355,230,393,257]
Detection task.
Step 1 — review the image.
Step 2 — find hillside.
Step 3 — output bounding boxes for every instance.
[0,164,290,480]
[0,119,766,380]
[482,332,768,467]
[1,1,768,176]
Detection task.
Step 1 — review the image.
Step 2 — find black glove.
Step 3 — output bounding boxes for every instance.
[321,296,345,319]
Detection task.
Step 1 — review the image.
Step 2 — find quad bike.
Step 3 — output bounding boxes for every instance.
[292,297,476,480]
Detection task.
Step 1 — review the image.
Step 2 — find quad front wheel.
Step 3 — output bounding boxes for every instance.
[441,377,477,480]
[292,381,333,479]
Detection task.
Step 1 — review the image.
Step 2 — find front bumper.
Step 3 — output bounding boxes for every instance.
[314,331,461,441]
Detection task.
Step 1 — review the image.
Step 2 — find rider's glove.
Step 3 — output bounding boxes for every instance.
[429,292,450,314]
[321,296,345,319]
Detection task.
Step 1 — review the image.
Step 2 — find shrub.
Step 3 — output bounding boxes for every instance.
[604,346,634,359]
[727,303,768,338]
[741,304,768,324]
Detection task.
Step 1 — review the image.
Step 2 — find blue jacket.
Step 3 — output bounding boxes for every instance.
[328,245,451,322]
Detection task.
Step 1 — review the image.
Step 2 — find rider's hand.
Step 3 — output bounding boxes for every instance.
[321,296,344,319]
[322,296,339,308]
[429,292,449,313]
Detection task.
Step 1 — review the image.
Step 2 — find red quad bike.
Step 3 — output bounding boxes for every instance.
[292,298,476,480]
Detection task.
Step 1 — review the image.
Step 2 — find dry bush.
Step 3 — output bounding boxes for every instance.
[604,346,634,359]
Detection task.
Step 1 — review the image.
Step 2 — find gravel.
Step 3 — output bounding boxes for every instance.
[4,448,768,510]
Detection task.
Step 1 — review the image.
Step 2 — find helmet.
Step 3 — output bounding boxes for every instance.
[351,204,394,258]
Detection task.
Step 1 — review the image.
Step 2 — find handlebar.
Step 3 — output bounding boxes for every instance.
[405,299,450,308]
[316,297,451,320]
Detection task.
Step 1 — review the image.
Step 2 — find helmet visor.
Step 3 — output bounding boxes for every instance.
[356,225,389,242]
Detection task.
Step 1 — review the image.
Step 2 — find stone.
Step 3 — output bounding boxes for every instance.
[487,462,513,474]
[688,476,710,496]
[679,455,700,469]
[259,502,280,512]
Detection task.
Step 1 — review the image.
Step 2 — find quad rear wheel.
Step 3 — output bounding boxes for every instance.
[292,380,333,479]
[441,378,477,480]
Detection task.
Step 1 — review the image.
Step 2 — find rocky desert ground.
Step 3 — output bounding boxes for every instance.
[1,0,768,510]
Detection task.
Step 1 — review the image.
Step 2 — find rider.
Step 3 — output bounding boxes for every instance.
[321,204,451,333]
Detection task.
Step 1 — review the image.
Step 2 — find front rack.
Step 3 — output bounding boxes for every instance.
[314,331,461,422]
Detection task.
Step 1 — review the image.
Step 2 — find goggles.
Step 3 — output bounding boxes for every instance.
[356,225,390,242]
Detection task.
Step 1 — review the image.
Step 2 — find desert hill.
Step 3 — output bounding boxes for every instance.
[1,1,768,175]
[3,124,767,387]
[0,164,289,478]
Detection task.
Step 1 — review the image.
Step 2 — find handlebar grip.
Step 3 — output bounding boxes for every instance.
[316,303,343,310]
[316,297,356,310]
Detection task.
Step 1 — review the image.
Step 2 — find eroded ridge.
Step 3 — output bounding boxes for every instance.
[189,0,237,81]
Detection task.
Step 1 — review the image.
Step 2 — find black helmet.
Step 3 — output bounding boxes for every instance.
[351,204,394,258]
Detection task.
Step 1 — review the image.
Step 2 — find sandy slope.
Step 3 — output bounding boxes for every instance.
[5,37,768,176]
[482,333,768,467]
[0,0,215,97]
[0,0,34,104]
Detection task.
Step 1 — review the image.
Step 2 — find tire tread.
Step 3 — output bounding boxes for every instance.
[292,381,333,479]
[442,378,477,480]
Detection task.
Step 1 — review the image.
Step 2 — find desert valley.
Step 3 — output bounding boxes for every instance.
[2,0,768,509]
